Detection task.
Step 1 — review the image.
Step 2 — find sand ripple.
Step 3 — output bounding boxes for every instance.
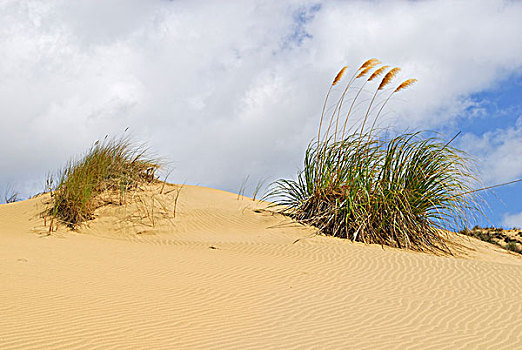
[1,185,521,349]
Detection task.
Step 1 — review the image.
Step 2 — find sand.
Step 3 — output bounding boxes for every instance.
[1,184,521,349]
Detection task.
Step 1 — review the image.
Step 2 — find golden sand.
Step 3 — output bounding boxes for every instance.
[1,184,521,349]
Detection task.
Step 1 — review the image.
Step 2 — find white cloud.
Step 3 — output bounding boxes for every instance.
[460,115,522,184]
[1,0,522,199]
[503,211,522,229]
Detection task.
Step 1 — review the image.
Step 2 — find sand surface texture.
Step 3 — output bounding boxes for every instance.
[1,184,522,349]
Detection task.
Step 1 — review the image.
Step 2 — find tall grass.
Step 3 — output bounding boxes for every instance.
[47,136,161,229]
[268,59,481,253]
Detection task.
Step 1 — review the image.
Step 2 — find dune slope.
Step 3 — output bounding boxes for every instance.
[1,184,521,349]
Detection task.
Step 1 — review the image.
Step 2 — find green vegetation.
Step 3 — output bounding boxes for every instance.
[268,59,480,253]
[47,136,161,229]
[506,242,522,253]
[460,226,522,255]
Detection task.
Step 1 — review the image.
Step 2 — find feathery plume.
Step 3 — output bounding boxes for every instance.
[378,67,401,90]
[359,58,381,71]
[368,65,390,82]
[394,78,417,93]
[332,66,348,86]
[356,65,374,79]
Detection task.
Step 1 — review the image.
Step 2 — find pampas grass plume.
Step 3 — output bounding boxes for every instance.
[332,66,348,86]
[359,58,381,71]
[394,79,418,93]
[356,65,374,79]
[378,67,401,90]
[368,65,390,82]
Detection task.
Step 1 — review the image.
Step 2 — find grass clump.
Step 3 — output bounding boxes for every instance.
[268,59,480,253]
[506,242,522,254]
[460,226,522,255]
[47,136,161,229]
[3,184,20,203]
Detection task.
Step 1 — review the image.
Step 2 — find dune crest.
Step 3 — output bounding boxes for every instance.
[1,184,521,349]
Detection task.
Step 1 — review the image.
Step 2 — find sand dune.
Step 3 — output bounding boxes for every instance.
[1,184,521,349]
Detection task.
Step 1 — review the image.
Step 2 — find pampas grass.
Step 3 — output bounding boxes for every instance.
[378,67,401,90]
[268,59,481,253]
[368,65,389,82]
[332,66,347,86]
[395,79,418,93]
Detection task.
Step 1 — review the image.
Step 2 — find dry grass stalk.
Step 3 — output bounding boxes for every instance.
[318,66,350,149]
[328,59,381,141]
[237,175,249,200]
[252,178,267,201]
[172,185,183,218]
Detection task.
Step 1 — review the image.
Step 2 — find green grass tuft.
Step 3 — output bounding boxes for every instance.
[47,136,161,229]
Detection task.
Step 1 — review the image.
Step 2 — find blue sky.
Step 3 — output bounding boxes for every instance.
[1,0,521,228]
[457,75,522,228]
[461,75,522,136]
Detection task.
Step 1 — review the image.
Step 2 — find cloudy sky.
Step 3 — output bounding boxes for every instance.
[1,0,521,228]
